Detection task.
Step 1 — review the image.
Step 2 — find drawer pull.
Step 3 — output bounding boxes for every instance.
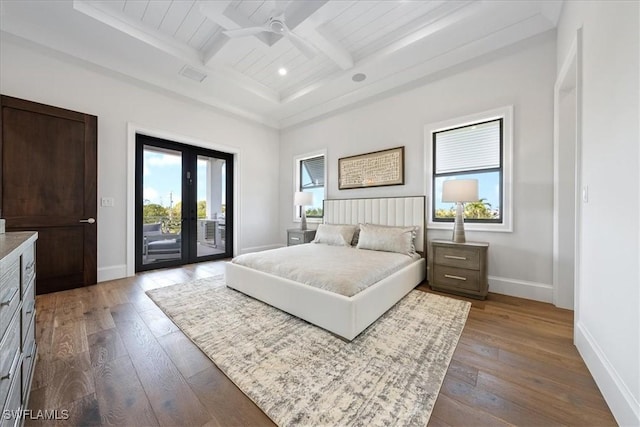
[290,237,300,241]
[444,274,467,281]
[25,301,35,316]
[25,260,35,273]
[0,286,18,306]
[444,255,467,260]
[1,351,20,381]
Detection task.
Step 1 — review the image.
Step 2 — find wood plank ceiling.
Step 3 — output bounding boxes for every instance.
[0,0,562,127]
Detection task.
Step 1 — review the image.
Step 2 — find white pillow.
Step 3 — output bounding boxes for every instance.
[356,223,416,255]
[313,224,357,246]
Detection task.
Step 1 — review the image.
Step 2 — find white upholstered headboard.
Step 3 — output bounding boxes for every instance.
[323,196,426,254]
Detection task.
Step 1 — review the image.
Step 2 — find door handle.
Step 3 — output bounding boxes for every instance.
[79,218,96,224]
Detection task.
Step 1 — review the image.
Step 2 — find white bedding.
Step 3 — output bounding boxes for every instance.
[227,196,427,340]
[231,243,420,297]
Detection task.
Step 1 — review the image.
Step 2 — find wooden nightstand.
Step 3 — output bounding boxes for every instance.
[287,228,316,246]
[429,239,489,299]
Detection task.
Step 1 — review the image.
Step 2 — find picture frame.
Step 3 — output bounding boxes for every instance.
[338,146,405,190]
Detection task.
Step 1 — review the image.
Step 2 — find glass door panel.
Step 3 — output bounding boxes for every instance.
[136,134,234,272]
[195,155,227,258]
[141,146,183,266]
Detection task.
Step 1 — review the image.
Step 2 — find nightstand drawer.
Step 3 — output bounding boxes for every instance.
[432,265,481,292]
[287,229,316,246]
[434,245,480,270]
[288,234,304,245]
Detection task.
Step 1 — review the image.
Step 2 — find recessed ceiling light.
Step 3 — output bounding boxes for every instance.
[352,73,366,82]
[278,67,287,76]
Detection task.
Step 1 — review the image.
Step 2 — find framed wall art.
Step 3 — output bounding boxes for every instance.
[338,146,404,190]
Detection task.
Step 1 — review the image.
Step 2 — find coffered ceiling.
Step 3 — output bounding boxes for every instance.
[0,1,562,128]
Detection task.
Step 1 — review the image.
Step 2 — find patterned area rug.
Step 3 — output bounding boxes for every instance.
[146,276,471,426]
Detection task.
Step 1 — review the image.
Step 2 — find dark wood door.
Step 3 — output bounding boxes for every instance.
[0,95,97,294]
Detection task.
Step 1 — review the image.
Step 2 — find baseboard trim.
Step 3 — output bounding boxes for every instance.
[487,275,553,303]
[575,321,640,426]
[97,264,127,282]
[238,244,284,255]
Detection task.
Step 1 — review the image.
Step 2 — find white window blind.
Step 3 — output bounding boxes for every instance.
[435,120,501,174]
[301,156,325,189]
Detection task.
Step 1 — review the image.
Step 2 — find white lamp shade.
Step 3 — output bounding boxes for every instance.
[442,179,479,203]
[294,191,314,206]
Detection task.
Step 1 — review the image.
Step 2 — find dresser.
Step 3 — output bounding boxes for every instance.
[429,239,488,299]
[287,229,316,246]
[1,232,38,426]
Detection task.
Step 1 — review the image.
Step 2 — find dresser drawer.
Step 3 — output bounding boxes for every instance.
[21,244,36,295]
[0,316,21,407]
[432,265,481,292]
[21,318,36,401]
[1,370,22,427]
[434,245,480,270]
[21,279,36,344]
[0,262,21,340]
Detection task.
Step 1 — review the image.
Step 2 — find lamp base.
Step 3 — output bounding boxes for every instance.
[452,202,466,243]
[300,211,307,231]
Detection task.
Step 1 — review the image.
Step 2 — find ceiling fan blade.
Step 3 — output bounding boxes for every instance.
[284,28,317,59]
[223,26,269,38]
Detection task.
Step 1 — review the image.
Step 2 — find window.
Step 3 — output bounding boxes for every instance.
[426,106,513,232]
[294,150,326,222]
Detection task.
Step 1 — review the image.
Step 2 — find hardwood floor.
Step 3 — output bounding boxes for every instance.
[25,261,616,426]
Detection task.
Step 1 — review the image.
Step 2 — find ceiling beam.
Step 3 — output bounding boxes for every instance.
[305,27,353,70]
[73,0,202,66]
[292,1,354,70]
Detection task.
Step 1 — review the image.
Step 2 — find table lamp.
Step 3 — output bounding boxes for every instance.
[294,191,314,230]
[442,179,478,243]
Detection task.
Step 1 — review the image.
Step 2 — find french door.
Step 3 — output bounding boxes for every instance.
[135,134,233,272]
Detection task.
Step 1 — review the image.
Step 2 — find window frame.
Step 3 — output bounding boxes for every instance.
[293,149,327,224]
[424,106,513,232]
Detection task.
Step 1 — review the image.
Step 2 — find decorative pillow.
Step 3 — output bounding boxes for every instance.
[350,225,361,246]
[356,223,417,255]
[313,224,358,246]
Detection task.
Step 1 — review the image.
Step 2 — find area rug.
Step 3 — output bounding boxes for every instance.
[146,276,471,426]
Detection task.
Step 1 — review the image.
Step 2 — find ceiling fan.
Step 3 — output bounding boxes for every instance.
[223,11,317,59]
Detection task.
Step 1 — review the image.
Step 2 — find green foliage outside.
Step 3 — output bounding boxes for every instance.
[435,198,497,220]
[144,200,211,234]
[306,207,323,218]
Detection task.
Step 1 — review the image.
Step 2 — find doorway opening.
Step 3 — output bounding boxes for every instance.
[553,32,582,312]
[135,134,233,272]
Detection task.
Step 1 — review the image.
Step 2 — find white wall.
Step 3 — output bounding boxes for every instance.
[0,36,281,280]
[280,31,557,302]
[556,2,640,425]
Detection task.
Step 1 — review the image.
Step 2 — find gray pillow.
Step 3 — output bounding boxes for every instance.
[356,223,416,255]
[313,224,358,246]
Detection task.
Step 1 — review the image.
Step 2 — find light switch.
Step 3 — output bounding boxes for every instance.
[101,197,115,207]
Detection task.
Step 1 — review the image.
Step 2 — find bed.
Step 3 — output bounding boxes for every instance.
[225,196,426,341]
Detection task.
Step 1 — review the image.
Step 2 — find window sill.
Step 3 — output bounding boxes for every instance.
[294,217,322,224]
[428,222,512,233]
